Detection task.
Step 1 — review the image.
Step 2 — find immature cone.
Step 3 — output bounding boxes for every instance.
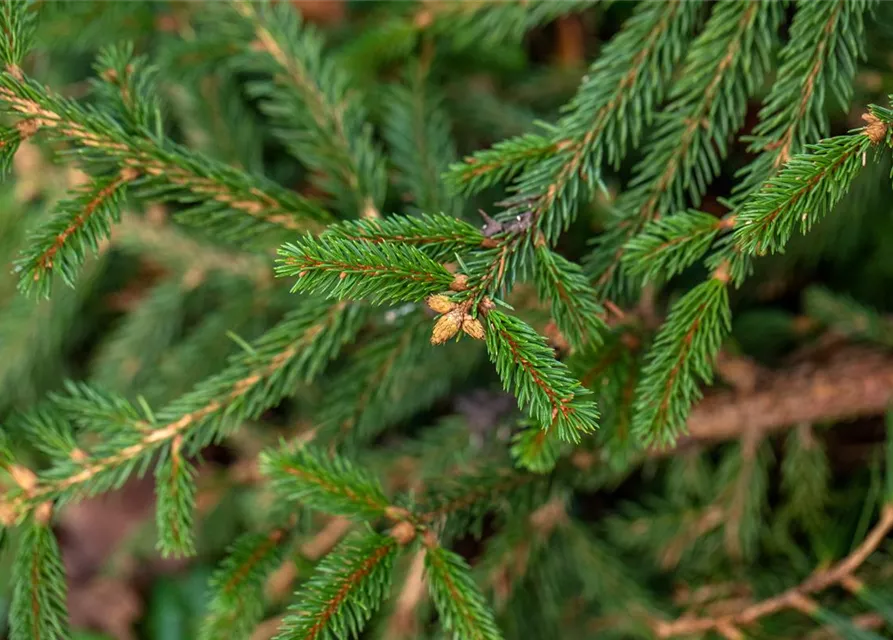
[431,311,461,345]
[862,112,887,144]
[449,274,470,291]
[461,316,485,340]
[389,520,417,545]
[426,294,455,314]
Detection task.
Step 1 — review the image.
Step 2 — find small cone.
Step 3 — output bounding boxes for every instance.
[431,311,461,345]
[449,274,470,291]
[461,316,486,340]
[426,294,455,314]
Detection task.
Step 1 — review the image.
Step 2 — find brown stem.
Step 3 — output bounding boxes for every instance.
[654,504,893,637]
[665,346,893,450]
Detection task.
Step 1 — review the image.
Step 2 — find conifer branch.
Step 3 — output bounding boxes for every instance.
[621,1,877,446]
[15,169,136,297]
[420,469,545,542]
[261,445,393,521]
[321,214,486,262]
[0,69,331,243]
[804,286,893,347]
[10,300,362,517]
[733,132,877,257]
[0,0,36,70]
[732,0,872,200]
[531,245,606,351]
[586,0,780,295]
[318,315,476,446]
[632,277,731,447]
[91,42,163,134]
[10,521,70,640]
[463,0,701,297]
[655,504,893,637]
[623,212,735,284]
[277,236,456,304]
[417,0,596,51]
[273,532,398,640]
[423,533,504,640]
[202,526,291,640]
[154,434,197,557]
[113,215,271,284]
[227,0,386,219]
[384,70,461,217]
[446,133,557,196]
[484,309,598,442]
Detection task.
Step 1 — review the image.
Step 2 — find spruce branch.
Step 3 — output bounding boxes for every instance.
[0,70,331,243]
[464,0,701,297]
[91,41,163,134]
[318,314,478,446]
[423,533,504,640]
[0,0,35,70]
[273,532,399,640]
[417,0,596,51]
[226,0,387,219]
[632,277,731,447]
[15,169,136,297]
[732,0,873,201]
[154,435,197,558]
[201,526,292,640]
[622,212,735,285]
[113,214,270,284]
[586,0,780,295]
[732,132,876,257]
[445,132,557,196]
[10,521,70,640]
[384,70,461,217]
[484,309,598,442]
[321,213,486,262]
[261,445,393,522]
[655,504,893,637]
[90,279,190,393]
[11,300,362,517]
[419,469,545,542]
[531,244,606,351]
[277,236,456,305]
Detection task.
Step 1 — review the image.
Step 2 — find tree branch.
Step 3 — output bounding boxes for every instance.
[663,346,893,450]
[654,503,893,637]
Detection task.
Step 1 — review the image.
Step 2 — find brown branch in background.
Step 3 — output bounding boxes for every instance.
[264,516,353,603]
[385,548,428,639]
[664,346,893,451]
[654,504,893,637]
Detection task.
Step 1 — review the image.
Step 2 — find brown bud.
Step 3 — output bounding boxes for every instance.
[431,311,461,345]
[389,520,417,545]
[449,274,470,291]
[862,112,887,144]
[426,294,455,314]
[461,316,486,340]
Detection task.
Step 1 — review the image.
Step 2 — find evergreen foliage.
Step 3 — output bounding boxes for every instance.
[2,1,893,639]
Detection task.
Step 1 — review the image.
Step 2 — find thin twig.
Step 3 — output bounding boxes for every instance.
[654,504,893,637]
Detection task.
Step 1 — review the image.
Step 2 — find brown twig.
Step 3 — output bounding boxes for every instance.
[384,548,428,639]
[666,346,893,450]
[265,516,353,603]
[654,503,893,637]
